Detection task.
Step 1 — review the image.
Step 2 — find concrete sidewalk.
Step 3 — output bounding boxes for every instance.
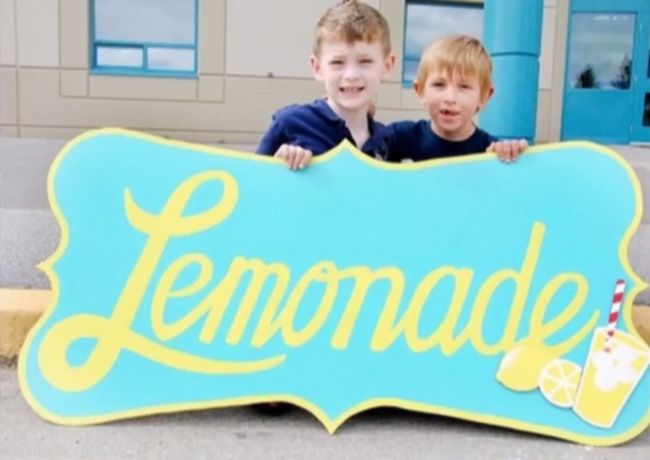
[2,368,649,460]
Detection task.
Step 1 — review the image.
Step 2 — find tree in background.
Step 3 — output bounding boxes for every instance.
[611,54,631,89]
[575,65,598,88]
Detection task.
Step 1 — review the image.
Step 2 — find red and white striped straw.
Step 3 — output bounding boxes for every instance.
[604,279,626,353]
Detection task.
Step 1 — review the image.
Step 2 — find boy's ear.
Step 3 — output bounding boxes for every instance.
[476,86,494,113]
[382,53,396,77]
[310,55,323,81]
[413,81,428,106]
[480,86,495,109]
[413,81,423,97]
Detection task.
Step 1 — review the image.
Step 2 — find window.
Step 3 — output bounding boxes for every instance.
[90,0,198,77]
[567,14,635,90]
[403,1,484,86]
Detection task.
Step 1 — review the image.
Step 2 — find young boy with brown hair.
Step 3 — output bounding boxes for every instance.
[254,0,395,414]
[387,35,528,163]
[256,0,395,169]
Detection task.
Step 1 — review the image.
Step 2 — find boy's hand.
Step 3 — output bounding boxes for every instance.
[274,144,313,170]
[487,139,528,163]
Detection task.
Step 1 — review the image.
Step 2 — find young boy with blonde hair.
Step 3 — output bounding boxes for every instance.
[388,35,527,163]
[257,0,395,169]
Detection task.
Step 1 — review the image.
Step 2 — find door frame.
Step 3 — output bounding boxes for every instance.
[631,12,650,143]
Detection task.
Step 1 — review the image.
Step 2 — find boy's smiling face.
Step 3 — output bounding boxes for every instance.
[415,68,493,141]
[311,40,394,115]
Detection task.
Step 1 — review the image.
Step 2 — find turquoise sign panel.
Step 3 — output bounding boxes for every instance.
[19,129,650,445]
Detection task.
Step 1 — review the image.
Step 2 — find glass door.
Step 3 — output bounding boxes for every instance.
[562,12,637,143]
[562,0,650,144]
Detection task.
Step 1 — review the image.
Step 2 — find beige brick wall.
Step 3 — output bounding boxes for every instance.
[548,0,570,142]
[0,0,565,145]
[16,0,59,67]
[1,67,18,126]
[59,0,88,69]
[535,0,566,143]
[0,0,17,66]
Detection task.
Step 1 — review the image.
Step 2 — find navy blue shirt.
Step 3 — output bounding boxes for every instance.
[387,120,498,163]
[257,99,391,160]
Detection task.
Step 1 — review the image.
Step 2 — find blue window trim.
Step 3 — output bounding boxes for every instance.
[89,0,199,78]
[402,0,484,87]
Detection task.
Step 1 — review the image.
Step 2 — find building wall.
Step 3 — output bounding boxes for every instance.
[0,0,566,145]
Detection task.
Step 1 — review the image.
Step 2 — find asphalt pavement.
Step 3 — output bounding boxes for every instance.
[2,369,650,460]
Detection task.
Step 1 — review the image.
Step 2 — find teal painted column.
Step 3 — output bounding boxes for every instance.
[480,0,544,142]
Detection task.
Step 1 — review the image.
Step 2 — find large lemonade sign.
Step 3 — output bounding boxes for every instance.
[18,129,650,445]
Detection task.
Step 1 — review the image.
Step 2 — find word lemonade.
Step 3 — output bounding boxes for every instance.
[39,169,600,393]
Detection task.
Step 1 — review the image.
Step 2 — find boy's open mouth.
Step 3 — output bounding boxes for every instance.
[440,109,459,116]
[340,87,364,94]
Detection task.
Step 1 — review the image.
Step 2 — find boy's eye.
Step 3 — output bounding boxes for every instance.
[360,58,374,64]
[431,81,445,87]
[460,83,473,89]
[330,60,344,66]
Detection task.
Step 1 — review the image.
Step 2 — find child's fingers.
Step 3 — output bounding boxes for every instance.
[510,140,527,162]
[288,146,301,170]
[278,145,293,168]
[291,149,304,170]
[287,148,297,170]
[298,150,313,170]
[274,145,313,170]
[275,144,291,159]
[493,143,506,161]
[274,149,287,164]
[516,139,529,159]
[492,140,527,163]
[507,142,518,163]
[502,143,513,162]
[499,142,514,163]
[297,148,308,168]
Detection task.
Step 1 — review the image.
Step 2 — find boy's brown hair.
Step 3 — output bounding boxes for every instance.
[313,0,391,57]
[416,35,493,98]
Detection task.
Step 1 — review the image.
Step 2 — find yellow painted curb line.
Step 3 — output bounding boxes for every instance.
[634,304,650,346]
[0,288,51,362]
[0,287,649,362]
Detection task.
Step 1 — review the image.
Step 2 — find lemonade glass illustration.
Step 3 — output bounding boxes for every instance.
[573,327,650,428]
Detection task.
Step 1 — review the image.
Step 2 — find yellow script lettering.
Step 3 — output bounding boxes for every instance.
[39,171,285,392]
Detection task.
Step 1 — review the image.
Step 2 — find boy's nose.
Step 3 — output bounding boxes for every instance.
[443,89,457,103]
[343,65,361,79]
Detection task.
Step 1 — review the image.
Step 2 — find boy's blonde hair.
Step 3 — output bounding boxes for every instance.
[313,0,391,57]
[416,35,493,98]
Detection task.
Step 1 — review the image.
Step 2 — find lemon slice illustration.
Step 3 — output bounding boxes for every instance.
[496,344,557,391]
[538,359,582,408]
